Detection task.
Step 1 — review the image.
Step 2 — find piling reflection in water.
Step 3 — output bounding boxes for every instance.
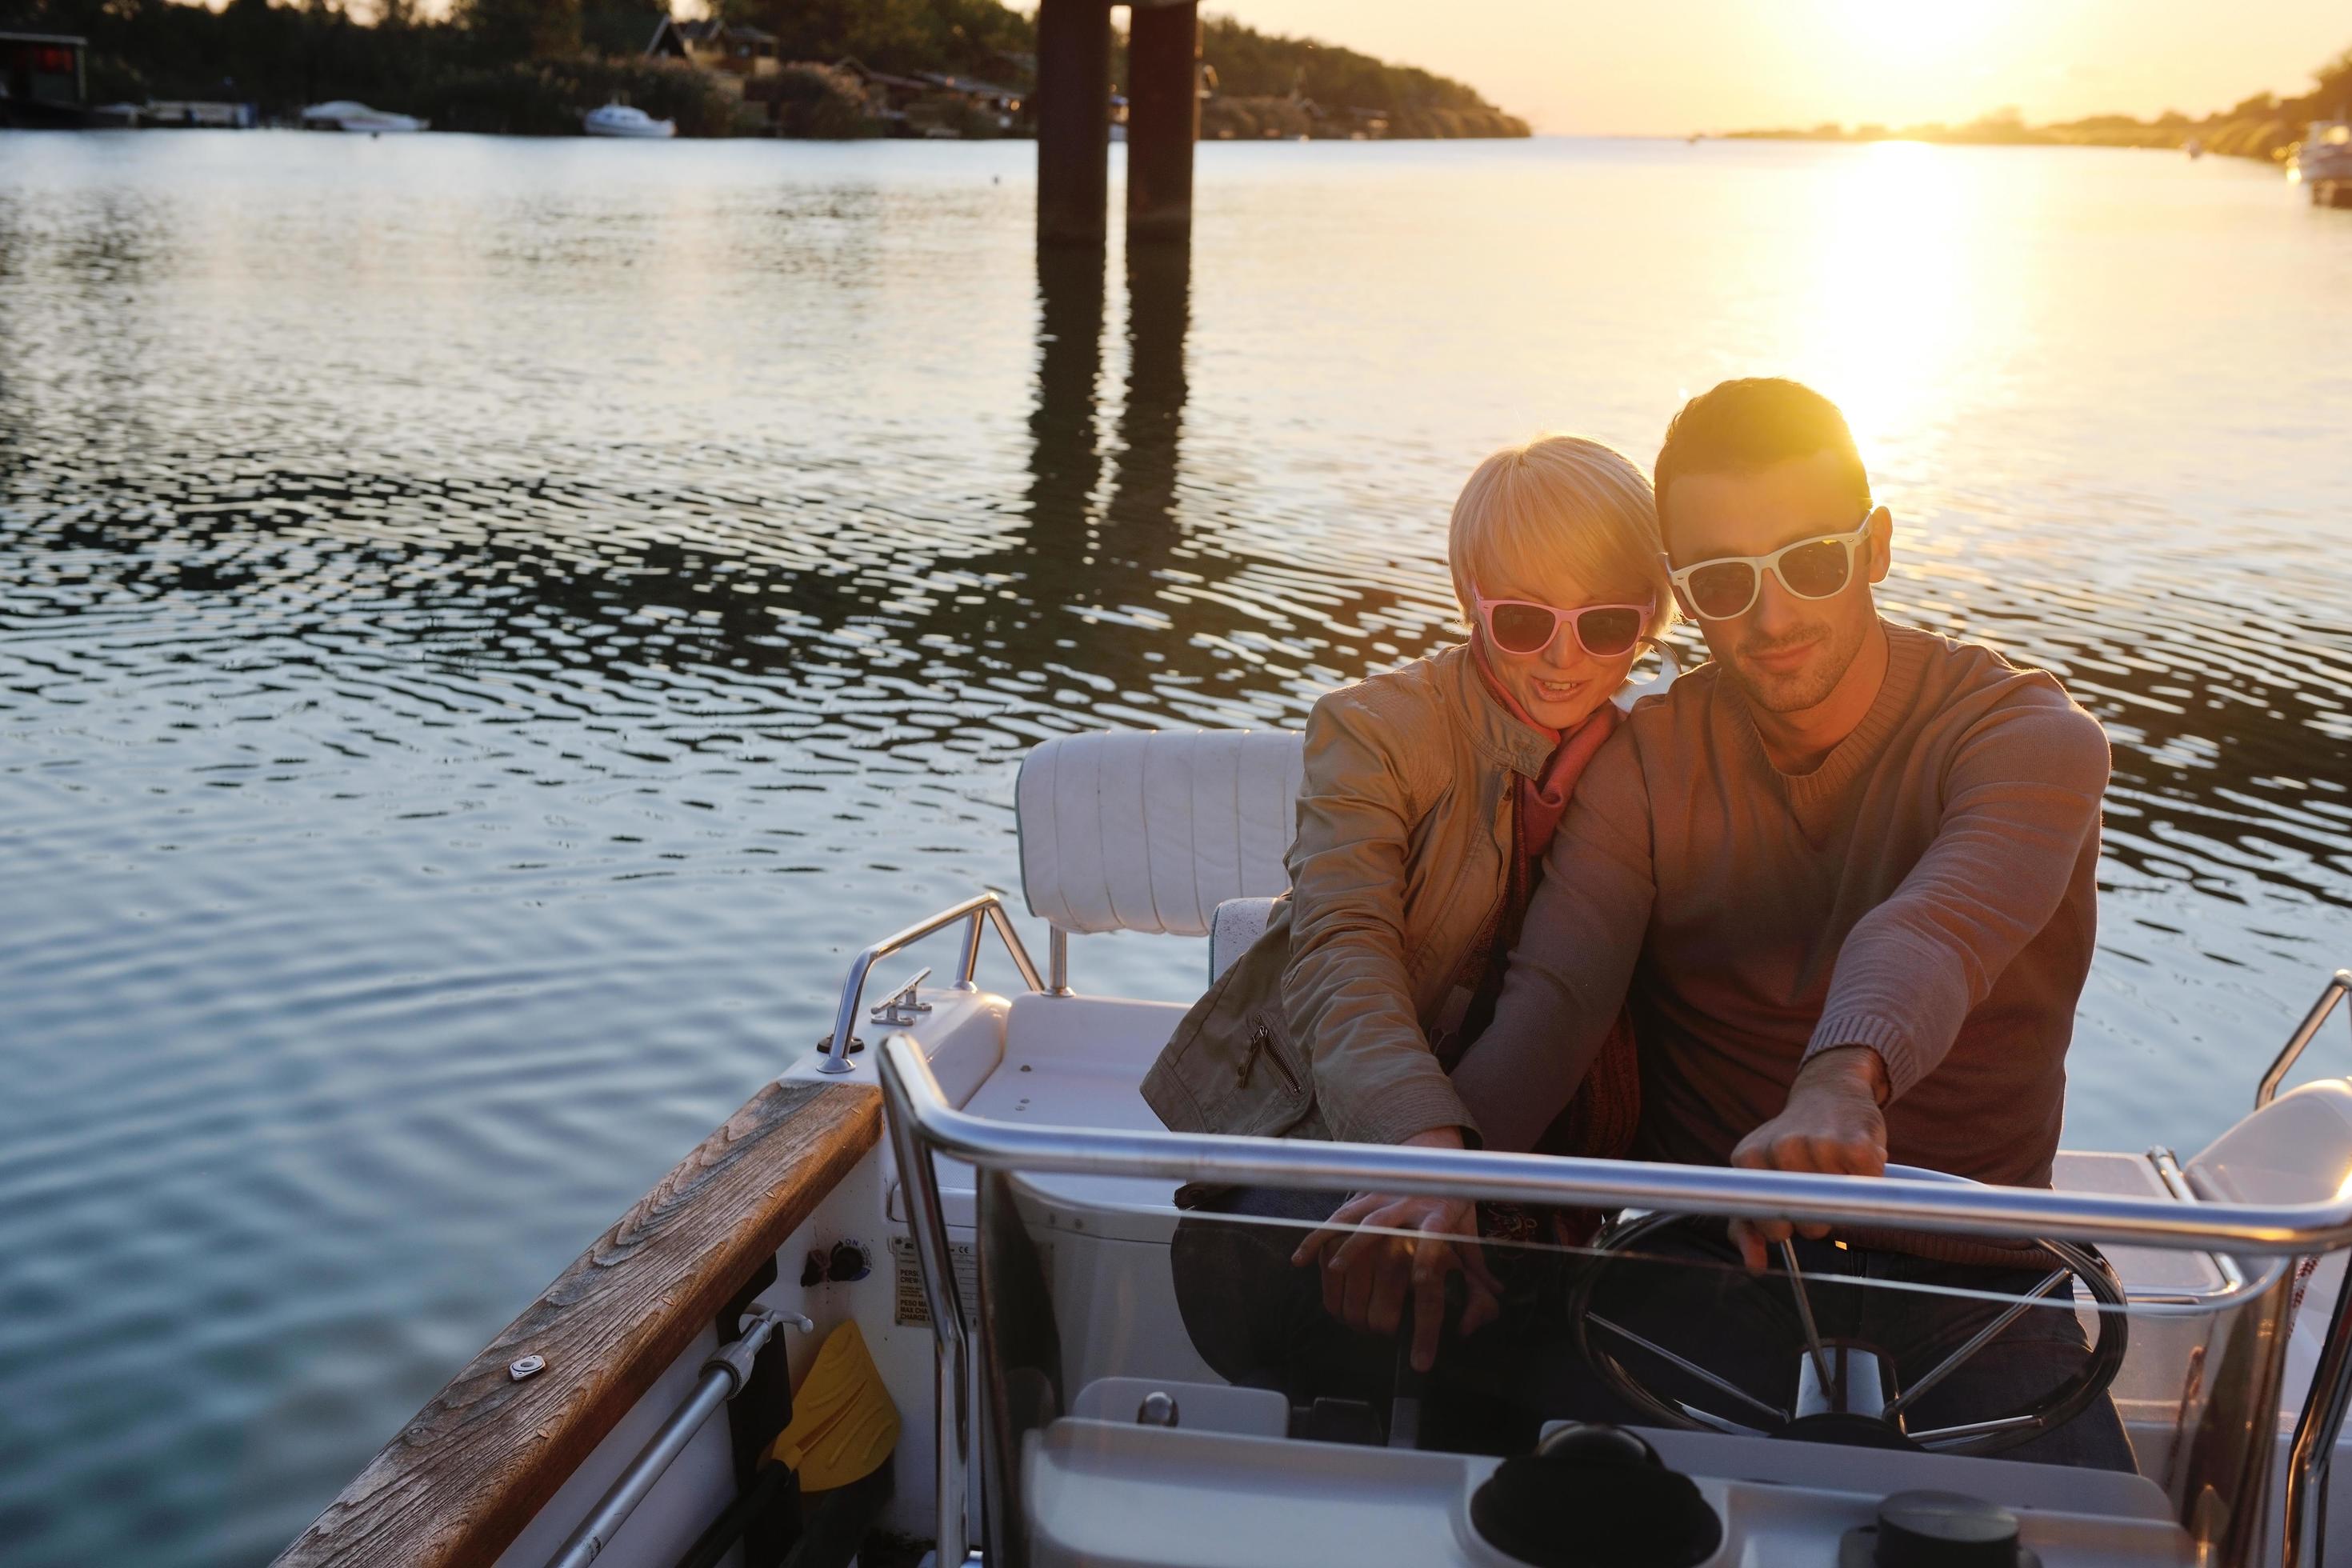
[1110,240,1191,540]
[1029,241,1110,569]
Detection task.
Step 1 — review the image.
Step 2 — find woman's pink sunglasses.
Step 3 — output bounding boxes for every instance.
[1471,591,1654,659]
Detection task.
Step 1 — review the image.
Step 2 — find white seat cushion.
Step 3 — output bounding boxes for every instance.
[1018,730,1304,938]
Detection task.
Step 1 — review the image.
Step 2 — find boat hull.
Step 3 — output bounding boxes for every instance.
[302,119,429,134]
[583,110,676,139]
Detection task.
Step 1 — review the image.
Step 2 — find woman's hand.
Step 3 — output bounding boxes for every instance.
[1286,1131,1502,1372]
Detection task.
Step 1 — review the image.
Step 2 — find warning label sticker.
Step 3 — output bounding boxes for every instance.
[891,1234,980,1328]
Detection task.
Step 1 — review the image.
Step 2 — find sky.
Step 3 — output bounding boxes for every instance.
[1211,0,2352,137]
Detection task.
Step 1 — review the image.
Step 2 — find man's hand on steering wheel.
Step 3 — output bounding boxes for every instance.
[1289,1129,1502,1373]
[1727,1045,1890,1271]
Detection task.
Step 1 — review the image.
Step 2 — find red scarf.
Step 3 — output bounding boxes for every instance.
[1470,638,1622,870]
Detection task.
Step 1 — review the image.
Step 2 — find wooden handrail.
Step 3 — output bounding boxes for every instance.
[275,1078,882,1568]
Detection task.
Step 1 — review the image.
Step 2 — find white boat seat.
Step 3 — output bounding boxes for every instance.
[2184,1078,2352,1206]
[2184,1078,2352,1325]
[1018,730,1303,938]
[1208,896,1280,982]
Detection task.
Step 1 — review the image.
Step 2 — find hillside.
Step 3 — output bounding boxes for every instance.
[1182,16,1529,139]
[0,0,1527,139]
[702,1,1532,138]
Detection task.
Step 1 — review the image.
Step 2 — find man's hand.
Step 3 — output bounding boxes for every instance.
[1727,1046,1889,1271]
[1288,1129,1502,1372]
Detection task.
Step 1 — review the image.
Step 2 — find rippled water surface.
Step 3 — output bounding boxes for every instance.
[2,130,2350,1565]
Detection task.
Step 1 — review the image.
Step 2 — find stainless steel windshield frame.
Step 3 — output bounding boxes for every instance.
[876,1031,2352,1567]
[879,1034,2352,1254]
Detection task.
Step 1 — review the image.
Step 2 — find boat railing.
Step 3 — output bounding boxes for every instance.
[876,1027,2352,1568]
[878,1033,2352,1255]
[817,891,1045,1077]
[2258,970,2352,1109]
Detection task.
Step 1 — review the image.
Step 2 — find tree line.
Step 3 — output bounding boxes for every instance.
[0,0,1527,138]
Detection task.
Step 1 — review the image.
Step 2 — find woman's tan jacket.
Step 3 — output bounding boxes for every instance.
[1141,643,1561,1150]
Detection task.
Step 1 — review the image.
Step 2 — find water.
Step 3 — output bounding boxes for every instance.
[0,130,2347,1565]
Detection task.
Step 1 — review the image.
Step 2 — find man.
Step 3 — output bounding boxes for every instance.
[1427,376,2126,1466]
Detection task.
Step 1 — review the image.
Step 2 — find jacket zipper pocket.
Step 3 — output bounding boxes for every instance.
[1236,1021,1302,1094]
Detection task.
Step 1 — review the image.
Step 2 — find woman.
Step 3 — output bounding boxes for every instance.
[1143,434,1672,1406]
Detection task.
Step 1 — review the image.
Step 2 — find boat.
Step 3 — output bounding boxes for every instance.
[583,102,675,140]
[2290,120,2352,206]
[277,722,2352,1568]
[300,100,427,134]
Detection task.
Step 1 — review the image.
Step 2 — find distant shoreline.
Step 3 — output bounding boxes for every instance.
[1707,121,2257,161]
[1710,43,2350,169]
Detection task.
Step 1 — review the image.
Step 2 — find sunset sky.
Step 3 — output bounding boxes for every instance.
[1216,0,2352,136]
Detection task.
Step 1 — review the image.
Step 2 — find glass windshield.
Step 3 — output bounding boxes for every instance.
[954,1164,2305,1568]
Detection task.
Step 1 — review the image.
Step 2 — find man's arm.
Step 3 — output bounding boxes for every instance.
[1448,727,1658,1153]
[1726,690,2108,1264]
[1809,690,2110,1098]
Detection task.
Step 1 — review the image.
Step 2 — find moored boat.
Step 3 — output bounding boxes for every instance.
[583,102,676,139]
[276,726,2352,1568]
[301,100,428,134]
[2290,120,2352,206]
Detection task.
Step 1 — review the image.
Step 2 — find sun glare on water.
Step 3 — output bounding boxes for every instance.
[1790,142,1992,471]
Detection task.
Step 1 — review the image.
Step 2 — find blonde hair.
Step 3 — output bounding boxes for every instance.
[1446,435,1672,643]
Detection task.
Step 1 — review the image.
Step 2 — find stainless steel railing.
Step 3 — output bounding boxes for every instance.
[878,1034,2352,1256]
[2258,970,2352,1109]
[542,1306,810,1568]
[818,892,1044,1076]
[876,1022,2352,1566]
[877,1031,976,1568]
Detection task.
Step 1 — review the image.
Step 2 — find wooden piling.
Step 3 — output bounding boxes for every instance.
[1035,0,1113,246]
[1125,2,1201,243]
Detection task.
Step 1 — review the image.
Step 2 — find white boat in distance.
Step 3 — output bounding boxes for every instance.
[2290,120,2352,206]
[300,100,428,134]
[582,102,676,139]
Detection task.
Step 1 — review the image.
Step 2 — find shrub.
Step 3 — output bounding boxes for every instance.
[750,61,878,138]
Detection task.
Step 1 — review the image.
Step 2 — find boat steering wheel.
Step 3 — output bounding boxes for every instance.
[1562,1165,2130,1457]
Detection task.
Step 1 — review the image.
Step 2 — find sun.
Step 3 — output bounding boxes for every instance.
[1822,0,1997,64]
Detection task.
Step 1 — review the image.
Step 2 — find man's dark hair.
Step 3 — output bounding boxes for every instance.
[1653,378,1871,547]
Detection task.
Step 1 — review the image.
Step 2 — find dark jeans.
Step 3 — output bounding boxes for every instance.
[1170,1186,2136,1473]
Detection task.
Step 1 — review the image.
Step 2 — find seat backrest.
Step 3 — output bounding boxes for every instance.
[1016,730,1304,937]
[2184,1078,2352,1207]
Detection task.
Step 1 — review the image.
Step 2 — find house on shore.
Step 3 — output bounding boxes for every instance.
[830,58,1023,136]
[646,17,779,100]
[642,16,1030,138]
[1,31,86,126]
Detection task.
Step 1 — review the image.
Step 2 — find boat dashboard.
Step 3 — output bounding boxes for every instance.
[1029,1382,2190,1566]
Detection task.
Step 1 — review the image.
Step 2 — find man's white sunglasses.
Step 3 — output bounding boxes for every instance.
[1661,512,1875,622]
